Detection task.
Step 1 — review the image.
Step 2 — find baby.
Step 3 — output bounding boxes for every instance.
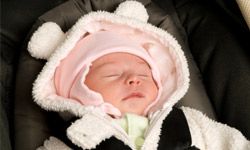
[85,52,158,149]
[28,1,250,150]
[84,52,158,117]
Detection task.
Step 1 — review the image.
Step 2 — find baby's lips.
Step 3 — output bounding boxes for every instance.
[122,92,145,101]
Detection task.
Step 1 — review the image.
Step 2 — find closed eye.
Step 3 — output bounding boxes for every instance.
[138,74,150,77]
[103,74,121,77]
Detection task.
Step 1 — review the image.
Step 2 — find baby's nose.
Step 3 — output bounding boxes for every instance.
[126,75,141,86]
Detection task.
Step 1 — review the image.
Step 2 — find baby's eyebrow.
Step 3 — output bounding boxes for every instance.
[92,60,150,70]
[92,61,118,70]
[137,60,151,68]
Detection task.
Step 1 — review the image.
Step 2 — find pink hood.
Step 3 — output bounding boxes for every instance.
[54,29,164,117]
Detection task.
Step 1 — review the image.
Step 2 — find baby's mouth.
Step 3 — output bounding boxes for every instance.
[122,92,145,101]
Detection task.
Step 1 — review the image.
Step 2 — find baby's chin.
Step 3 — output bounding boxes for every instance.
[120,109,146,117]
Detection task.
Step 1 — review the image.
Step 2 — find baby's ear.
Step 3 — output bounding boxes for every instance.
[28,22,66,60]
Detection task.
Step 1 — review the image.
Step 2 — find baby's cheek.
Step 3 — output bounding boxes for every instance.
[98,84,118,98]
[147,82,158,100]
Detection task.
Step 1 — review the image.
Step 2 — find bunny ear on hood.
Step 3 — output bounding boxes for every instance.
[28,1,190,118]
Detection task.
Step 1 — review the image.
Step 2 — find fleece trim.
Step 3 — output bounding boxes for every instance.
[37,137,71,150]
[182,107,250,150]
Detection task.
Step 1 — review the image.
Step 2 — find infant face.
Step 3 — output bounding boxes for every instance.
[85,52,158,116]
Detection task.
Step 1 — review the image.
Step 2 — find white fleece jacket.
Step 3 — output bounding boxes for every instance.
[36,106,249,150]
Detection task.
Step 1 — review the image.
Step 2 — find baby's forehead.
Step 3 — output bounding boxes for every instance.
[91,52,150,68]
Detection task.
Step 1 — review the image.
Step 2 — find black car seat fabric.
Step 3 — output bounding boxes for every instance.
[173,0,250,139]
[1,0,249,149]
[1,0,66,150]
